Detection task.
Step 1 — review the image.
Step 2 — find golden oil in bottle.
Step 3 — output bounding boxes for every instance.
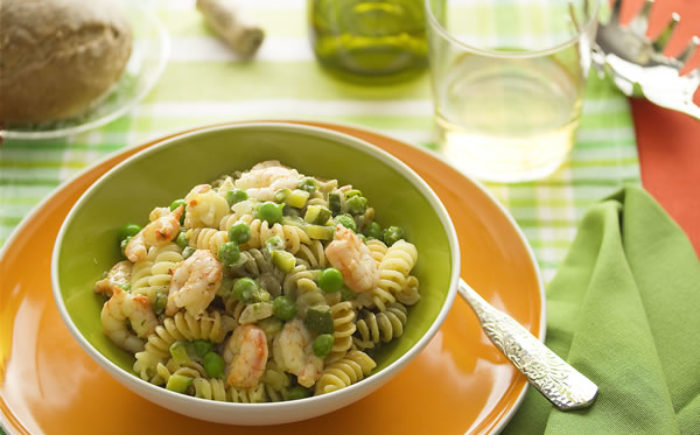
[309,0,428,83]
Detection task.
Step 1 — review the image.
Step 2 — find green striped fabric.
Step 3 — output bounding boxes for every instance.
[0,0,638,283]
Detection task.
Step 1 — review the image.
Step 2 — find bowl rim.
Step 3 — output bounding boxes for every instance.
[50,122,462,412]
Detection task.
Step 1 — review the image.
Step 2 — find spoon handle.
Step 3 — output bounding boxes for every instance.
[458,279,598,410]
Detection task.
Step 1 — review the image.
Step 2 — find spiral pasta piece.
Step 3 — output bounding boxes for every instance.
[228,383,267,403]
[396,275,420,306]
[371,240,418,311]
[130,257,154,295]
[192,378,267,403]
[283,264,317,300]
[192,377,230,401]
[353,302,408,350]
[222,296,245,323]
[380,240,418,277]
[133,243,183,304]
[326,301,356,363]
[133,310,235,381]
[261,361,290,402]
[365,239,388,265]
[218,200,256,230]
[154,363,200,387]
[314,350,376,395]
[245,219,311,254]
[296,240,327,269]
[237,248,274,276]
[187,227,229,255]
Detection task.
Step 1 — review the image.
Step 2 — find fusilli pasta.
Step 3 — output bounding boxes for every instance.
[314,350,376,395]
[96,161,421,403]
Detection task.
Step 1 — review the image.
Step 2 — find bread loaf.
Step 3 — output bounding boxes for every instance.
[0,0,132,123]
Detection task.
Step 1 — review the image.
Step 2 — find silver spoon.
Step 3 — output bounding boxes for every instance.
[459,279,598,410]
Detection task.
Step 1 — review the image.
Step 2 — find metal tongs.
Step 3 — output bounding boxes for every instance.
[591,0,700,119]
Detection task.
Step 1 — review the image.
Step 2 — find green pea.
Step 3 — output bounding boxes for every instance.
[273,296,297,321]
[169,199,186,211]
[175,231,188,249]
[274,188,291,203]
[233,278,257,303]
[285,385,311,401]
[203,352,225,378]
[364,222,382,239]
[346,196,368,215]
[226,189,248,206]
[298,178,318,194]
[312,334,334,358]
[228,222,251,244]
[383,226,405,246]
[334,214,356,232]
[218,241,240,267]
[182,246,195,259]
[192,340,213,358]
[118,223,141,242]
[257,201,283,224]
[169,199,187,224]
[120,236,132,257]
[319,268,343,293]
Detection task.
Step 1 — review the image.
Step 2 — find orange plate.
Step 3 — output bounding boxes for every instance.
[0,121,543,434]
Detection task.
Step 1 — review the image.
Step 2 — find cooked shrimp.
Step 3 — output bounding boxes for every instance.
[325,225,378,293]
[234,160,302,201]
[101,286,158,353]
[94,260,132,297]
[223,324,268,388]
[148,206,170,222]
[184,184,230,228]
[125,205,183,262]
[272,319,323,388]
[166,249,222,317]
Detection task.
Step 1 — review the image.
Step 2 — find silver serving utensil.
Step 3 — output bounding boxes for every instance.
[459,279,598,410]
[591,0,700,119]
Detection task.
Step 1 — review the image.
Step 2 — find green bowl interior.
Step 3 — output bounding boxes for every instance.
[57,125,453,375]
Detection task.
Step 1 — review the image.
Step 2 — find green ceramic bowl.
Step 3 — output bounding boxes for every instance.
[52,123,460,425]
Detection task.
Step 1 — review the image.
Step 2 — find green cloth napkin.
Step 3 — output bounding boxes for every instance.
[504,185,700,434]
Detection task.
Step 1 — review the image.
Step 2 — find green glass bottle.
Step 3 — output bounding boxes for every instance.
[309,0,428,83]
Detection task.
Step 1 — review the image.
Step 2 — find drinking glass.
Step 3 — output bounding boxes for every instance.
[425,0,599,182]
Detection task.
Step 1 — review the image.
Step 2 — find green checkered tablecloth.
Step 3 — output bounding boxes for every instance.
[0,0,638,283]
